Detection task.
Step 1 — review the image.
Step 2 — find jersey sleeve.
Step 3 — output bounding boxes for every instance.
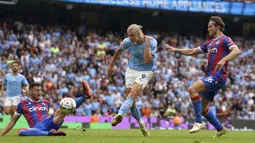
[149,38,158,55]
[198,41,209,53]
[224,36,237,50]
[15,102,23,116]
[22,76,29,86]
[120,38,131,50]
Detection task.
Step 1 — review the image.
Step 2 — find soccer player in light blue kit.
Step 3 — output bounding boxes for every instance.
[107,24,157,137]
[0,61,29,116]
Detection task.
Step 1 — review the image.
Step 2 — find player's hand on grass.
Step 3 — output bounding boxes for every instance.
[215,59,226,71]
[163,44,176,52]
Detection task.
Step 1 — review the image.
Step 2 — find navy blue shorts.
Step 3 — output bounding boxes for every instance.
[200,76,225,102]
[33,115,63,131]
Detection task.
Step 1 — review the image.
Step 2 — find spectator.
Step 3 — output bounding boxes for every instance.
[0,21,253,122]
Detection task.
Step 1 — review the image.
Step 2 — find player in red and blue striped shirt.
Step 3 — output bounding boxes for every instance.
[16,98,50,128]
[0,81,92,136]
[163,16,241,138]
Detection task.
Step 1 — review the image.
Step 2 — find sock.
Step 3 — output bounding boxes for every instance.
[191,95,202,123]
[119,97,134,115]
[130,105,142,123]
[74,96,86,108]
[203,108,223,131]
[18,128,50,136]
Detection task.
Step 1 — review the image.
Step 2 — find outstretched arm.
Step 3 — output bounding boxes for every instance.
[163,44,203,56]
[107,48,123,76]
[109,48,122,66]
[0,114,21,136]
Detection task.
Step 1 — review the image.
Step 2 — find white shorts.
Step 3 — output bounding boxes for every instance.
[4,96,21,107]
[125,68,154,89]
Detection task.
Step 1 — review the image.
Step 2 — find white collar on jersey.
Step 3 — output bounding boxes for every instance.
[28,98,41,103]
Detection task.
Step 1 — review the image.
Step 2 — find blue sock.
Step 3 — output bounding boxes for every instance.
[18,129,50,136]
[191,95,202,123]
[74,96,86,108]
[130,105,141,122]
[203,108,223,131]
[119,97,134,115]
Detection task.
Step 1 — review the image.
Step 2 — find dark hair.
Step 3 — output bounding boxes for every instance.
[210,16,225,32]
[29,82,41,90]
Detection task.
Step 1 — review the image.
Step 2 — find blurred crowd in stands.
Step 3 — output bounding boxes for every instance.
[0,20,254,121]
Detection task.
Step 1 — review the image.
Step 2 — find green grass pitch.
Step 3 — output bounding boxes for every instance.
[0,129,254,143]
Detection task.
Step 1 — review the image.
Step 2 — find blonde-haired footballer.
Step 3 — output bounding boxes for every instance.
[107,24,158,137]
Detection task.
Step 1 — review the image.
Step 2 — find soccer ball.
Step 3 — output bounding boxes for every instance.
[60,98,76,114]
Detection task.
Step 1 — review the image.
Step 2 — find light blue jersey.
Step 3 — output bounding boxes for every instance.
[3,73,28,97]
[120,36,158,71]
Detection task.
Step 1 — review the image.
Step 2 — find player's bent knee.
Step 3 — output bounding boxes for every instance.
[188,80,206,95]
[128,89,139,99]
[188,87,196,94]
[4,108,11,114]
[4,111,10,114]
[131,83,142,95]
